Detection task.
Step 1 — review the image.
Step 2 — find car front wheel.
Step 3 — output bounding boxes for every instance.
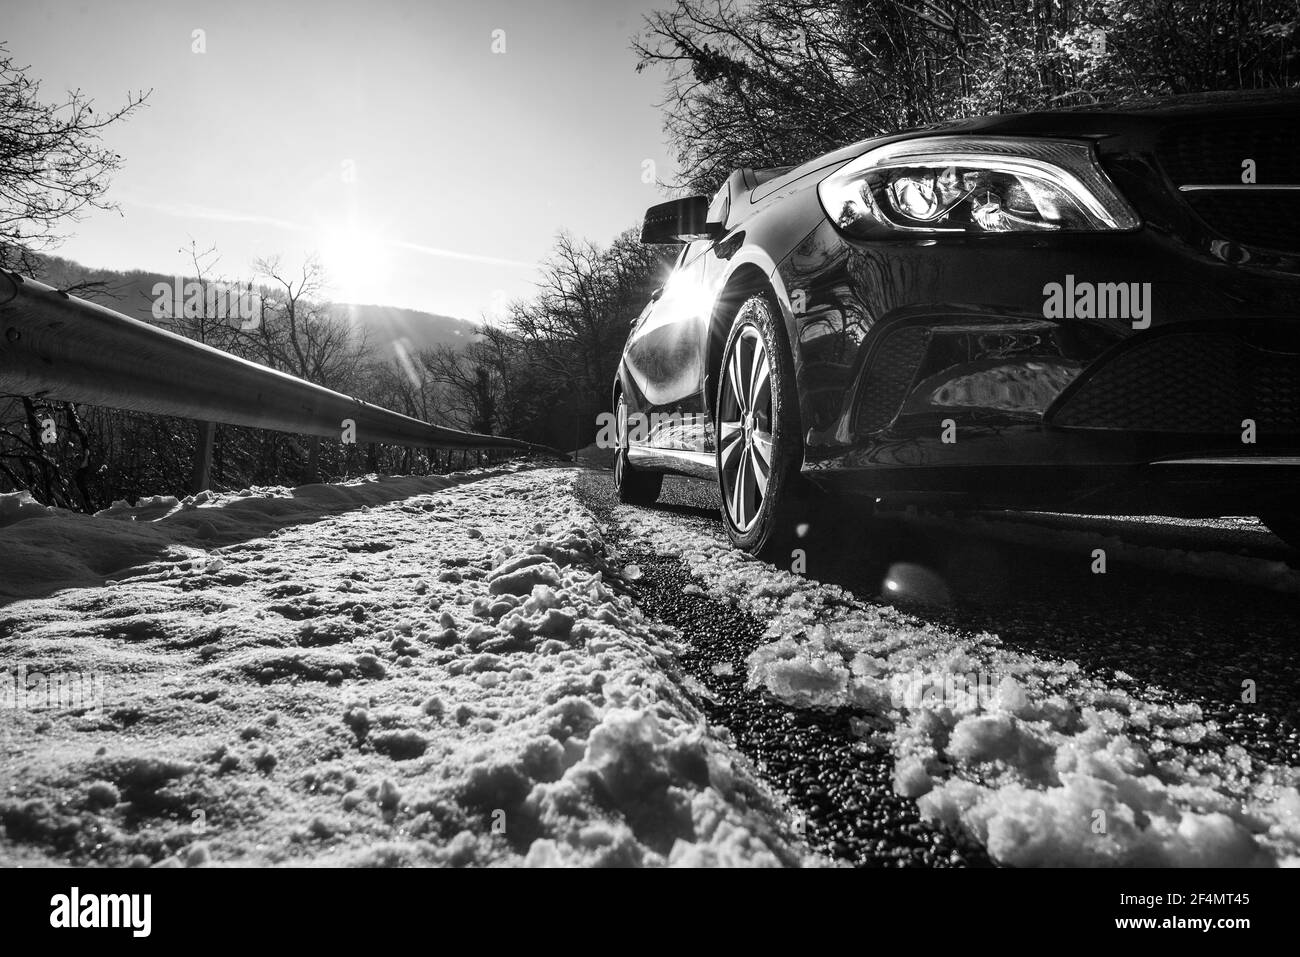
[715,293,807,558]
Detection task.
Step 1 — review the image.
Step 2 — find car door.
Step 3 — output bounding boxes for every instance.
[622,188,730,453]
[623,239,713,451]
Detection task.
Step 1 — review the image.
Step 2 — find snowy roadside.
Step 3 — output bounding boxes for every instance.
[616,507,1300,867]
[0,466,809,867]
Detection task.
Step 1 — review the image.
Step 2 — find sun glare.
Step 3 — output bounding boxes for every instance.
[316,224,392,303]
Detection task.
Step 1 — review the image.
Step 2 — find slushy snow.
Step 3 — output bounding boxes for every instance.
[0,466,810,867]
[617,507,1300,867]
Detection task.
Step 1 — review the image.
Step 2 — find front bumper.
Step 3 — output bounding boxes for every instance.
[777,217,1300,510]
[1047,321,1300,434]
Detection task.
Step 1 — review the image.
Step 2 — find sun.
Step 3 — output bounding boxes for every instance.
[316,224,392,303]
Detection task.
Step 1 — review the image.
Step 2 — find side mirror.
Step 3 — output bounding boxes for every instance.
[631,296,656,326]
[640,196,722,245]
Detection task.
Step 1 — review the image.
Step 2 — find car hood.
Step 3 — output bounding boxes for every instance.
[732,89,1300,222]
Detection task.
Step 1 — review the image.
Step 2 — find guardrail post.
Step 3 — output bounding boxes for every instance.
[305,435,321,483]
[190,421,215,492]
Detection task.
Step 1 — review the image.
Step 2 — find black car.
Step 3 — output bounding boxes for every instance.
[612,90,1300,557]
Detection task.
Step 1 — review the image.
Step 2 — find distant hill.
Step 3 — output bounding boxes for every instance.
[29,254,479,357]
[335,303,480,355]
[34,255,186,325]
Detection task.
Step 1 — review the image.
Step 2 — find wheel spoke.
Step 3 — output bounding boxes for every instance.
[727,375,745,417]
[750,446,769,496]
[719,423,744,470]
[749,344,769,414]
[729,342,748,414]
[729,449,746,526]
[751,430,773,467]
[735,447,752,526]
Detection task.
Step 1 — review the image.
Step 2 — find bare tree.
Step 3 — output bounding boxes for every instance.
[150,240,259,491]
[636,0,1300,194]
[509,229,666,413]
[418,228,667,449]
[0,42,149,272]
[365,349,443,423]
[0,43,149,506]
[245,255,372,479]
[249,254,369,387]
[424,342,497,435]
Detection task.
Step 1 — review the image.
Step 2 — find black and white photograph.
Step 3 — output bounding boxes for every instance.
[1,0,1297,931]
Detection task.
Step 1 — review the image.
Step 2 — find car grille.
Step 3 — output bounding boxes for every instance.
[853,326,929,432]
[1156,119,1300,254]
[1048,328,1300,434]
[1181,192,1300,255]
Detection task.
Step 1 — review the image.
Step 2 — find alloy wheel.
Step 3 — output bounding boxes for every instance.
[718,324,774,532]
[614,396,628,487]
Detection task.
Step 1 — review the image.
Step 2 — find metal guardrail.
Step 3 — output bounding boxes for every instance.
[0,271,566,461]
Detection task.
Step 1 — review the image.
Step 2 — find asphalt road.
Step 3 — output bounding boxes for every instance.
[573,467,1300,867]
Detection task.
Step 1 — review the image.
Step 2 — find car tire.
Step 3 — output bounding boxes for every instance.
[715,292,810,558]
[614,392,663,505]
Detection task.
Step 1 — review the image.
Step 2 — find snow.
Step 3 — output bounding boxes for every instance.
[0,491,54,527]
[10,461,1293,868]
[0,466,811,867]
[618,506,1300,867]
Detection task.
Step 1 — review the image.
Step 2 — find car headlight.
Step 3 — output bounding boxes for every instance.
[817,136,1139,238]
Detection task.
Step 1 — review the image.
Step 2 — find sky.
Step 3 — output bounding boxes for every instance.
[4,0,679,319]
